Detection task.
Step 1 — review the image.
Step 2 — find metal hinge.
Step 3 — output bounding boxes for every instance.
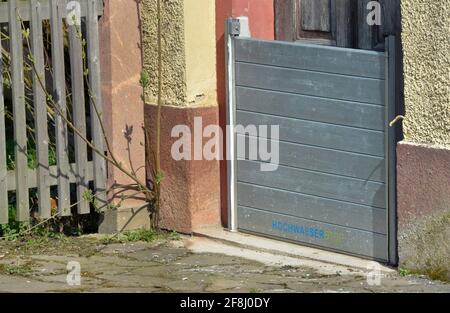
[228,18,241,36]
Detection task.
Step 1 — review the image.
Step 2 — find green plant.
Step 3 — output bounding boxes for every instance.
[140,70,150,88]
[0,262,33,276]
[0,201,100,240]
[398,266,449,282]
[422,266,449,282]
[398,268,412,277]
[101,228,179,244]
[0,216,59,241]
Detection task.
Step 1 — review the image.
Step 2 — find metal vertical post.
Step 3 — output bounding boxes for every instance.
[385,35,398,265]
[226,18,240,232]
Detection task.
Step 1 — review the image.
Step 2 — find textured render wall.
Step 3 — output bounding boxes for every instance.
[401,0,450,147]
[398,0,450,280]
[142,0,187,106]
[142,0,217,107]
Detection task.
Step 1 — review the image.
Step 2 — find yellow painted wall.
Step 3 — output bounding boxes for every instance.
[401,0,450,147]
[142,0,217,107]
[184,0,217,107]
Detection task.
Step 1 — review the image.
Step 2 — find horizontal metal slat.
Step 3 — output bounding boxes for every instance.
[236,62,385,105]
[237,134,386,182]
[237,160,387,208]
[236,110,385,156]
[238,183,387,234]
[238,206,388,260]
[237,87,385,131]
[235,37,385,79]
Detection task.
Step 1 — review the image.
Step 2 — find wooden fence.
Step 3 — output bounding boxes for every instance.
[0,0,106,224]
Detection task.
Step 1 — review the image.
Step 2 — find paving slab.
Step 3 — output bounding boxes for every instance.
[0,235,448,293]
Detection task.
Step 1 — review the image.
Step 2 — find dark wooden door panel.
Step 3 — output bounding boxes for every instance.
[275,0,297,42]
[334,0,355,47]
[301,0,331,32]
[275,0,400,50]
[297,0,334,44]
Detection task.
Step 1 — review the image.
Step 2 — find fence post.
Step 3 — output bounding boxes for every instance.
[98,0,147,232]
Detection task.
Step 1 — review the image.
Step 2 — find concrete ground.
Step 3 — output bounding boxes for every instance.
[0,232,449,293]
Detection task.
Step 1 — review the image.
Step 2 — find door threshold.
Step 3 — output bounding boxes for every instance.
[193,226,396,274]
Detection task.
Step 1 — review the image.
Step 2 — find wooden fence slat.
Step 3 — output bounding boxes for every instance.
[0,33,8,224]
[50,0,71,216]
[7,161,95,191]
[3,0,106,220]
[30,0,51,218]
[68,21,89,214]
[87,0,107,208]
[9,0,30,222]
[0,0,104,23]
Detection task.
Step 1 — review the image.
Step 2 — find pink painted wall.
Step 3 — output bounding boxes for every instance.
[231,0,275,40]
[216,0,275,226]
[100,0,146,207]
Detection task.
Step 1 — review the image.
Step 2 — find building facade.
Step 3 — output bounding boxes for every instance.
[99,0,449,276]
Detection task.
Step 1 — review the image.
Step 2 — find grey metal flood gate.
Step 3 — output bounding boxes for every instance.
[226,19,397,264]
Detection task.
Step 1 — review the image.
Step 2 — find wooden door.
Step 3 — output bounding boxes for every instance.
[297,0,334,44]
[275,0,355,47]
[297,0,354,47]
[275,0,401,50]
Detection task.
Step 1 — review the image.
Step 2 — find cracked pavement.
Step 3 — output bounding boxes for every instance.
[0,236,449,293]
